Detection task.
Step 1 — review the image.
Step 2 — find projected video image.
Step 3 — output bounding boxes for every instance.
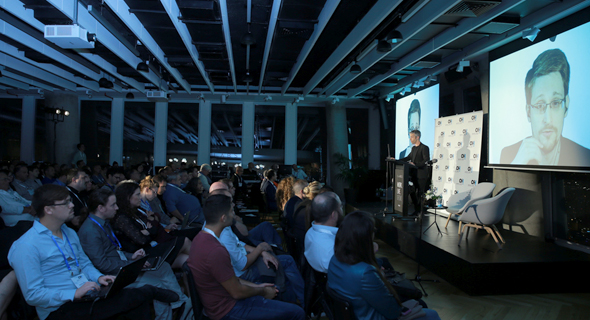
[489,21,590,169]
[395,84,439,159]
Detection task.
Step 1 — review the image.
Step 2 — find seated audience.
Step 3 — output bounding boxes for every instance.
[112,181,191,269]
[276,176,295,214]
[304,192,343,273]
[8,184,179,320]
[197,164,213,195]
[26,165,43,190]
[0,170,36,227]
[151,174,170,216]
[183,176,204,203]
[163,173,204,224]
[260,169,278,212]
[11,163,35,201]
[65,168,90,229]
[90,163,106,186]
[292,181,322,250]
[284,179,308,234]
[139,177,177,227]
[101,167,125,192]
[232,166,248,200]
[178,169,189,189]
[78,188,190,320]
[327,211,440,320]
[187,194,305,320]
[127,166,142,183]
[41,165,58,185]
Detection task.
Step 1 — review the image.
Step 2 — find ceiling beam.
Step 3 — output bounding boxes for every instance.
[0,51,78,91]
[257,0,282,94]
[160,0,215,93]
[223,112,241,147]
[352,0,525,98]
[379,0,590,98]
[45,0,161,89]
[301,126,320,150]
[0,76,30,90]
[301,0,402,96]
[102,0,192,93]
[219,0,238,93]
[281,0,340,95]
[0,0,145,92]
[322,0,461,97]
[1,70,54,91]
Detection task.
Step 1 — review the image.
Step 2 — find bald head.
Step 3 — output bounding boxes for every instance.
[310,191,342,225]
[210,181,229,193]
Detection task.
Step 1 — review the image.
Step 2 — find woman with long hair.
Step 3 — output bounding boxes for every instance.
[184,176,204,203]
[327,211,440,320]
[112,181,191,269]
[276,176,295,213]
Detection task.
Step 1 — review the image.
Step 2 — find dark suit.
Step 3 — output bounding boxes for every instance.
[400,143,430,212]
[500,136,590,167]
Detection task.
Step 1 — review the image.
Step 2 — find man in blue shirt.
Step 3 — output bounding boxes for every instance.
[304,192,343,273]
[8,184,178,320]
[163,173,204,225]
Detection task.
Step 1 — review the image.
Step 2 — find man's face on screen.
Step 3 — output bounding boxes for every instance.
[408,112,420,142]
[526,71,569,154]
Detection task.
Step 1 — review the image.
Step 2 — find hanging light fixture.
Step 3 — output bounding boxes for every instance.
[386,30,403,44]
[350,61,362,74]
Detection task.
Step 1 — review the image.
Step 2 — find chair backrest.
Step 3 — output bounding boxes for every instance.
[470,182,496,199]
[181,262,208,320]
[460,187,515,225]
[325,285,357,320]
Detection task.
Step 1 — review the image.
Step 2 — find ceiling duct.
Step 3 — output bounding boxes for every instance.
[475,16,520,34]
[445,1,501,17]
[412,55,441,69]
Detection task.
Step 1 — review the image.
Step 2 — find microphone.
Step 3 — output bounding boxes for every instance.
[426,159,438,165]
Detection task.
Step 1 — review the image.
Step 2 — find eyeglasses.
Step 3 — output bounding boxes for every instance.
[528,99,565,115]
[49,199,72,206]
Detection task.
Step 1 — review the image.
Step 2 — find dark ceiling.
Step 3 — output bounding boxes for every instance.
[1,0,587,102]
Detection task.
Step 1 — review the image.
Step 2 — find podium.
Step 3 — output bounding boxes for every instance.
[385,159,415,216]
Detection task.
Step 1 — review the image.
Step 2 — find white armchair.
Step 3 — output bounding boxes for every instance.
[444,182,496,233]
[457,187,516,249]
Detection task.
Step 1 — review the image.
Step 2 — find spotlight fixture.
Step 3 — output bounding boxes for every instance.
[331,97,340,105]
[86,90,92,99]
[38,89,44,98]
[136,61,149,72]
[243,71,253,83]
[350,61,362,74]
[64,110,70,116]
[376,40,393,53]
[385,30,403,44]
[99,77,114,88]
[198,93,205,102]
[126,92,134,99]
[522,27,540,42]
[456,60,470,72]
[384,94,395,102]
[241,31,256,45]
[55,109,61,114]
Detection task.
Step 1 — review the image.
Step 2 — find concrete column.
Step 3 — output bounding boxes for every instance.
[45,92,79,165]
[154,102,168,169]
[284,103,297,165]
[109,98,124,166]
[326,102,349,200]
[198,100,212,165]
[20,96,36,164]
[241,102,255,167]
[368,105,381,170]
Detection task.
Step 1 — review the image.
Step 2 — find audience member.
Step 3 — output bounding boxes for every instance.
[8,184,179,320]
[151,174,170,216]
[41,165,58,185]
[71,143,87,167]
[162,173,204,224]
[139,177,176,228]
[183,177,204,203]
[243,162,259,178]
[91,163,106,186]
[78,188,190,320]
[327,211,440,320]
[26,165,43,190]
[187,194,305,320]
[292,181,322,248]
[54,169,68,186]
[232,166,248,200]
[65,168,90,229]
[101,167,125,192]
[291,164,308,180]
[260,169,278,212]
[127,166,142,183]
[304,192,343,273]
[11,164,35,201]
[112,181,191,269]
[198,164,213,194]
[178,169,189,189]
[276,176,295,213]
[0,169,36,226]
[284,179,308,231]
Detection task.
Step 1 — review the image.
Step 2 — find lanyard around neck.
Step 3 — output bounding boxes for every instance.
[202,227,221,243]
[140,199,152,211]
[51,229,80,272]
[88,217,122,249]
[67,187,87,207]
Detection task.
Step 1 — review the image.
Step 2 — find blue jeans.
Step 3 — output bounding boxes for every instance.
[221,295,304,320]
[239,255,305,308]
[248,222,282,246]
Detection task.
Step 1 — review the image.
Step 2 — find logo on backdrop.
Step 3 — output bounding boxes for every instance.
[469,115,477,122]
[473,127,481,134]
[473,154,479,159]
[447,177,453,183]
[449,154,454,159]
[469,179,477,186]
[466,166,472,173]
[446,142,451,147]
[455,166,461,172]
[446,119,453,125]
[437,176,442,181]
[457,178,464,185]
[443,188,448,194]
[436,120,442,126]
[436,142,441,148]
[444,165,450,171]
[450,130,456,136]
[435,165,440,170]
[459,117,464,123]
[439,153,444,159]
[440,131,445,136]
[457,141,462,147]
[469,140,475,147]
[459,153,467,160]
[461,129,468,135]
[453,190,459,194]
[433,187,438,193]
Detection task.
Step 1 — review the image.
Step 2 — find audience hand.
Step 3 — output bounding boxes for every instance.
[146,211,155,221]
[170,217,180,224]
[261,251,279,270]
[257,242,272,252]
[165,223,178,231]
[132,249,146,260]
[98,275,116,286]
[74,282,100,299]
[262,286,278,300]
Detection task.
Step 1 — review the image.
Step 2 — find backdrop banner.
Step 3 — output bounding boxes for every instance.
[431,111,484,207]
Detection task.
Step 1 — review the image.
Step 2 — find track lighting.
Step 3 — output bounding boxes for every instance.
[456,60,470,72]
[522,27,540,42]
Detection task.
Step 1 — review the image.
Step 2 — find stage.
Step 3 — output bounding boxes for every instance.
[371,209,590,296]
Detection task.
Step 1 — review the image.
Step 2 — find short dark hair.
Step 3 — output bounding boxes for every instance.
[408,99,421,130]
[264,169,275,180]
[66,168,85,185]
[203,194,233,224]
[410,129,421,138]
[32,184,70,218]
[88,188,115,213]
[115,181,140,218]
[13,163,28,176]
[152,174,166,184]
[106,167,121,179]
[310,191,341,223]
[77,143,84,150]
[525,49,570,106]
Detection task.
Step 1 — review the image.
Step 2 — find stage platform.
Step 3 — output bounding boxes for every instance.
[371,210,590,296]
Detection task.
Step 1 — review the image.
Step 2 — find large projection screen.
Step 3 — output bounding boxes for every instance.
[489,21,590,171]
[395,84,439,160]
